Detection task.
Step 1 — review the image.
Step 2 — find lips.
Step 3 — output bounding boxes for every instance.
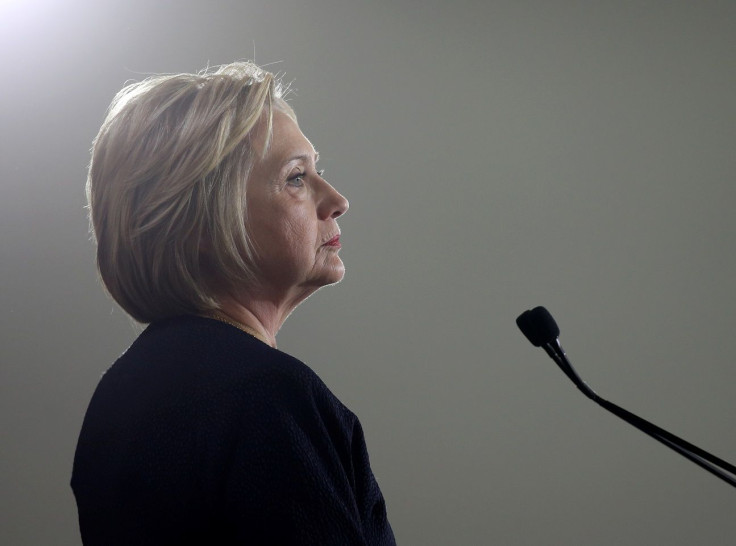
[323,234,341,247]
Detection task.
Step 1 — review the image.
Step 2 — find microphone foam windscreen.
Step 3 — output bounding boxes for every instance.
[516,306,560,346]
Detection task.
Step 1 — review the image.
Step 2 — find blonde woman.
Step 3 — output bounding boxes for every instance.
[71,62,395,545]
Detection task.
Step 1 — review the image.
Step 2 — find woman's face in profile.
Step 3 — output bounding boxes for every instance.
[245,110,349,296]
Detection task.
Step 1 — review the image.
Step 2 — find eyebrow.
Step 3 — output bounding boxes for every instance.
[283,150,320,166]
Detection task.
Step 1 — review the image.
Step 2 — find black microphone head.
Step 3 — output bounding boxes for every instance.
[516,306,560,346]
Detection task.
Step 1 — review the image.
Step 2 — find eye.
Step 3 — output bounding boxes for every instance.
[286,168,325,188]
[286,171,306,188]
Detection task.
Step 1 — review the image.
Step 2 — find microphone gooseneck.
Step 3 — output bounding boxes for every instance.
[516,306,736,488]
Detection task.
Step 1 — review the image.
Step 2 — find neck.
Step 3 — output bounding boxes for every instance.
[214,284,316,349]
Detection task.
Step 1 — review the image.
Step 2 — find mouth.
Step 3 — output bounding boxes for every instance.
[322,234,341,248]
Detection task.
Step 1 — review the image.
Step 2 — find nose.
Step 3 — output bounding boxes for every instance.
[317,178,349,220]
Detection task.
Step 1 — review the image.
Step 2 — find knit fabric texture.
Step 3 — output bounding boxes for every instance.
[71,315,395,545]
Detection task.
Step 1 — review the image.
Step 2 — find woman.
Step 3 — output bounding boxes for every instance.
[71,62,396,545]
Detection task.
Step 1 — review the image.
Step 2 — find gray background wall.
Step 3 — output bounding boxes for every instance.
[2,0,735,544]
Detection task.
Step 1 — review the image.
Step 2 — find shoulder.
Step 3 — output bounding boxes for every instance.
[104,314,355,426]
[106,315,318,389]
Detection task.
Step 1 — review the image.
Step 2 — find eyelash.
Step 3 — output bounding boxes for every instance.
[287,169,325,187]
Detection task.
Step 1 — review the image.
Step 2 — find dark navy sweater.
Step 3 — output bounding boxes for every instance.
[71,315,395,545]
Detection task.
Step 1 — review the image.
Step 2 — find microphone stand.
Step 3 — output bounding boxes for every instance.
[544,338,736,488]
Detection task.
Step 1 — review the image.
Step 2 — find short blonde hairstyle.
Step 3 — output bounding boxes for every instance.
[87,61,294,323]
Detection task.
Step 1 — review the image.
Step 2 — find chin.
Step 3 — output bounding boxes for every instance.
[310,262,346,288]
[323,267,346,286]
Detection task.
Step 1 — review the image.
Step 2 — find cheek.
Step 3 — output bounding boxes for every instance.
[280,211,317,258]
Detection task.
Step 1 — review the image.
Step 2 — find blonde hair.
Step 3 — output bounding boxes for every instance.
[87,61,294,323]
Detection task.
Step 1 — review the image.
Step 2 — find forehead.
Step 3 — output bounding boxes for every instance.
[264,110,316,167]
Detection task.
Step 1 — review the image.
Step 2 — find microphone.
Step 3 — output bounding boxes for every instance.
[516,306,736,488]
